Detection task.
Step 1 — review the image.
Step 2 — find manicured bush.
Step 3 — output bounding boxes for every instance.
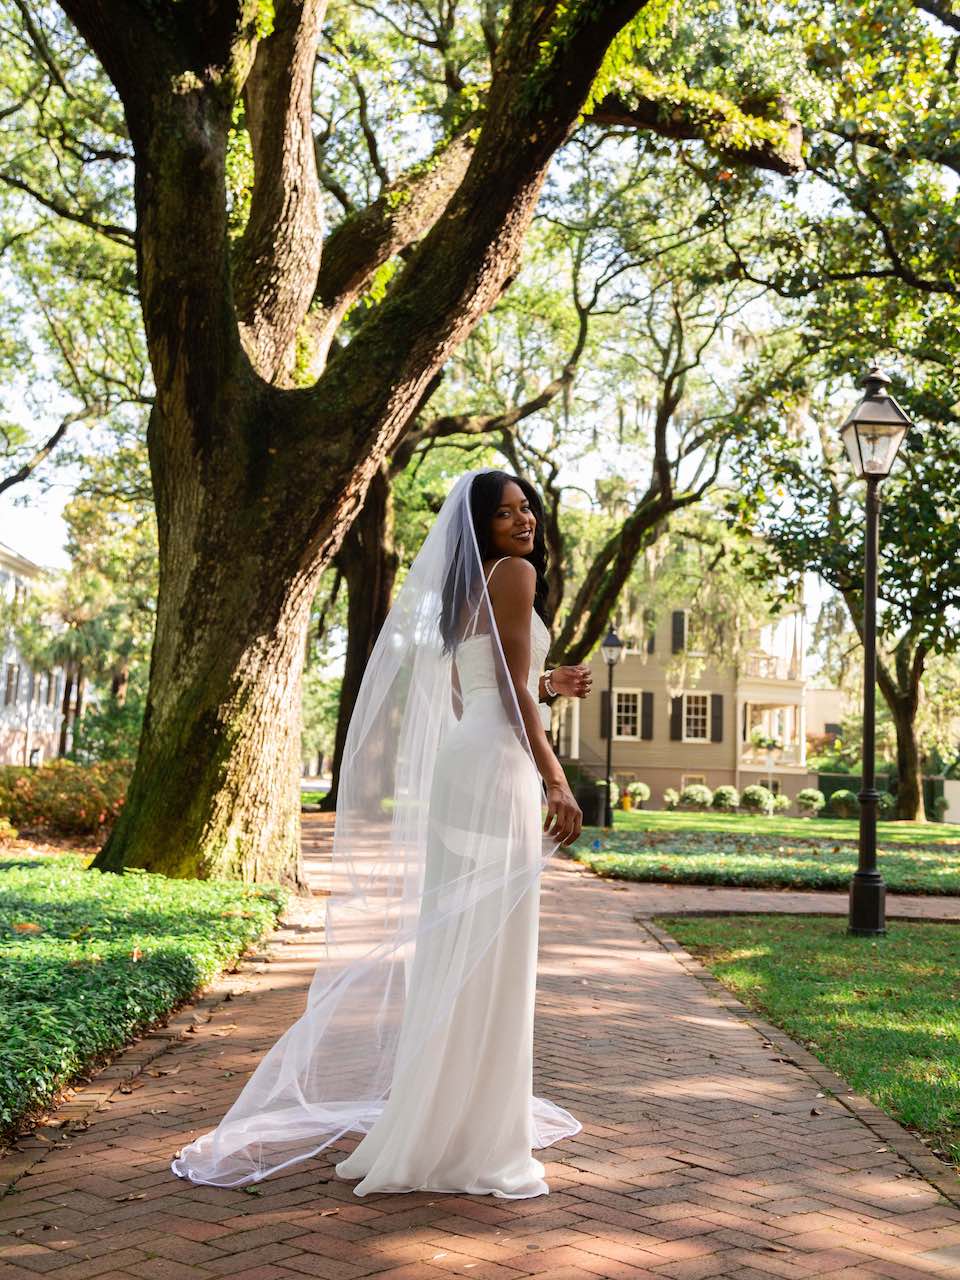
[0,760,131,836]
[796,787,826,817]
[679,783,713,811]
[741,784,775,815]
[626,781,651,807]
[663,787,679,811]
[772,792,792,814]
[69,696,145,765]
[828,788,859,819]
[930,795,948,822]
[712,784,740,811]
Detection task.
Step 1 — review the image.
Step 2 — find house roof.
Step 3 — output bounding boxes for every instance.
[0,541,44,578]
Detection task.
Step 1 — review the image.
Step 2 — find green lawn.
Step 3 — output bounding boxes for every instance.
[655,913,960,1169]
[0,852,287,1143]
[569,811,960,894]
[614,807,960,847]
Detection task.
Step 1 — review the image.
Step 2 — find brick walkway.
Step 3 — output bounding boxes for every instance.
[2,818,960,1280]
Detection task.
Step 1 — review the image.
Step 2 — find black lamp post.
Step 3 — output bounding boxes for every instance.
[601,627,624,827]
[839,365,912,936]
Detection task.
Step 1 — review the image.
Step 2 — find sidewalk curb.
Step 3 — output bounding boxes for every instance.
[0,916,301,1199]
[636,913,960,1211]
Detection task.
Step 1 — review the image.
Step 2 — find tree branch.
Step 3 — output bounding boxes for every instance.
[588,89,804,176]
[0,171,134,246]
[304,126,478,371]
[233,0,327,384]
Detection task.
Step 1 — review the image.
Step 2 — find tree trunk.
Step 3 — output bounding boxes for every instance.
[889,696,924,821]
[58,667,74,757]
[74,662,85,726]
[322,466,398,810]
[878,639,926,822]
[111,662,130,705]
[93,465,317,885]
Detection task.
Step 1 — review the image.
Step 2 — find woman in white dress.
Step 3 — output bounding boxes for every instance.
[171,467,590,1198]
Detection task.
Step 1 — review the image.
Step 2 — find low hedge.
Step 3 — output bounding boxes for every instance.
[0,853,287,1142]
[0,760,131,836]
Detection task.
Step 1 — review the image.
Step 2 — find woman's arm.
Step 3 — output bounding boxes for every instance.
[487,558,582,846]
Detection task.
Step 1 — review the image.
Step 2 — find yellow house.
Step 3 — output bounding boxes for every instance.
[555,605,818,807]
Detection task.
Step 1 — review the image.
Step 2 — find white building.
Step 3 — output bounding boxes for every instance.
[0,542,67,766]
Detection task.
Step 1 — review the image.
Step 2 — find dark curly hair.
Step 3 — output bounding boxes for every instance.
[440,470,550,655]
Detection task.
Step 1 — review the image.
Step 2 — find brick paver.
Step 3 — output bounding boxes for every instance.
[1,816,958,1280]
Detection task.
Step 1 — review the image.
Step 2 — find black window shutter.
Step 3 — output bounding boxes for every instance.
[641,691,654,740]
[600,689,610,739]
[670,695,682,741]
[671,610,686,654]
[711,693,724,742]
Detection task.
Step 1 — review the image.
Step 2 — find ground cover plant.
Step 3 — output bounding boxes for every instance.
[654,913,960,1168]
[0,853,287,1143]
[573,819,960,894]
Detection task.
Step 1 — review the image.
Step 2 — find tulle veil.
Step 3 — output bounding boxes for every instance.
[170,466,577,1187]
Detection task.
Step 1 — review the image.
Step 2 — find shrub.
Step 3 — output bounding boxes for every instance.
[929,795,948,822]
[626,781,651,807]
[796,787,825,817]
[828,788,859,819]
[0,816,16,844]
[679,783,713,811]
[712,784,739,811]
[69,696,145,765]
[741,784,775,815]
[877,791,896,818]
[772,792,792,814]
[663,787,679,811]
[0,759,131,836]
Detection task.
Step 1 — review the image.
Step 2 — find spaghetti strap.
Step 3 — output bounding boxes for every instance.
[464,556,513,640]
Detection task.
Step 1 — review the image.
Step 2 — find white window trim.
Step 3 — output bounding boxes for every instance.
[612,687,645,741]
[682,690,711,744]
[682,773,707,788]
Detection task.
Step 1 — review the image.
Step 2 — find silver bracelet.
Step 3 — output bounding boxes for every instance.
[543,669,558,698]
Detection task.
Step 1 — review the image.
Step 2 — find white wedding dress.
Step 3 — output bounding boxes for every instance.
[333,563,580,1198]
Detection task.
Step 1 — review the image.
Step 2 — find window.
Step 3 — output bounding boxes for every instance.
[46,671,56,708]
[683,692,709,741]
[615,691,639,739]
[682,773,706,788]
[3,663,19,707]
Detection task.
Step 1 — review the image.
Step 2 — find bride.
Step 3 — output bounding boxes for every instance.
[171,466,591,1198]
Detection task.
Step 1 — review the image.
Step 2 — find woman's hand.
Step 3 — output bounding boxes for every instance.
[543,780,583,847]
[549,664,592,699]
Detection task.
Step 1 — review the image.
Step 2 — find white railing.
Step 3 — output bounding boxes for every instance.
[740,743,803,766]
[741,653,800,681]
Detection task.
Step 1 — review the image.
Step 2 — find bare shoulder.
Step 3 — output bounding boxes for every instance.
[487,556,535,613]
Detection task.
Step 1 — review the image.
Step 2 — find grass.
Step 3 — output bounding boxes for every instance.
[654,913,960,1169]
[615,808,960,847]
[0,851,288,1143]
[569,812,960,894]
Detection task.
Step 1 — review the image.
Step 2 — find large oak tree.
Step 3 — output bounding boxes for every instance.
[8,0,801,884]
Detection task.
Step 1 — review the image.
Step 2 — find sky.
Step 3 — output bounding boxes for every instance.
[1,480,74,570]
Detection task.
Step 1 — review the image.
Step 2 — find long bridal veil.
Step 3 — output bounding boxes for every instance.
[171,467,577,1187]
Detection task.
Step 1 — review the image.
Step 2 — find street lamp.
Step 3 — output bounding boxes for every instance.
[839,365,912,936]
[601,627,625,827]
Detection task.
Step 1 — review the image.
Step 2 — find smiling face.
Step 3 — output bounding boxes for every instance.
[489,479,536,558]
